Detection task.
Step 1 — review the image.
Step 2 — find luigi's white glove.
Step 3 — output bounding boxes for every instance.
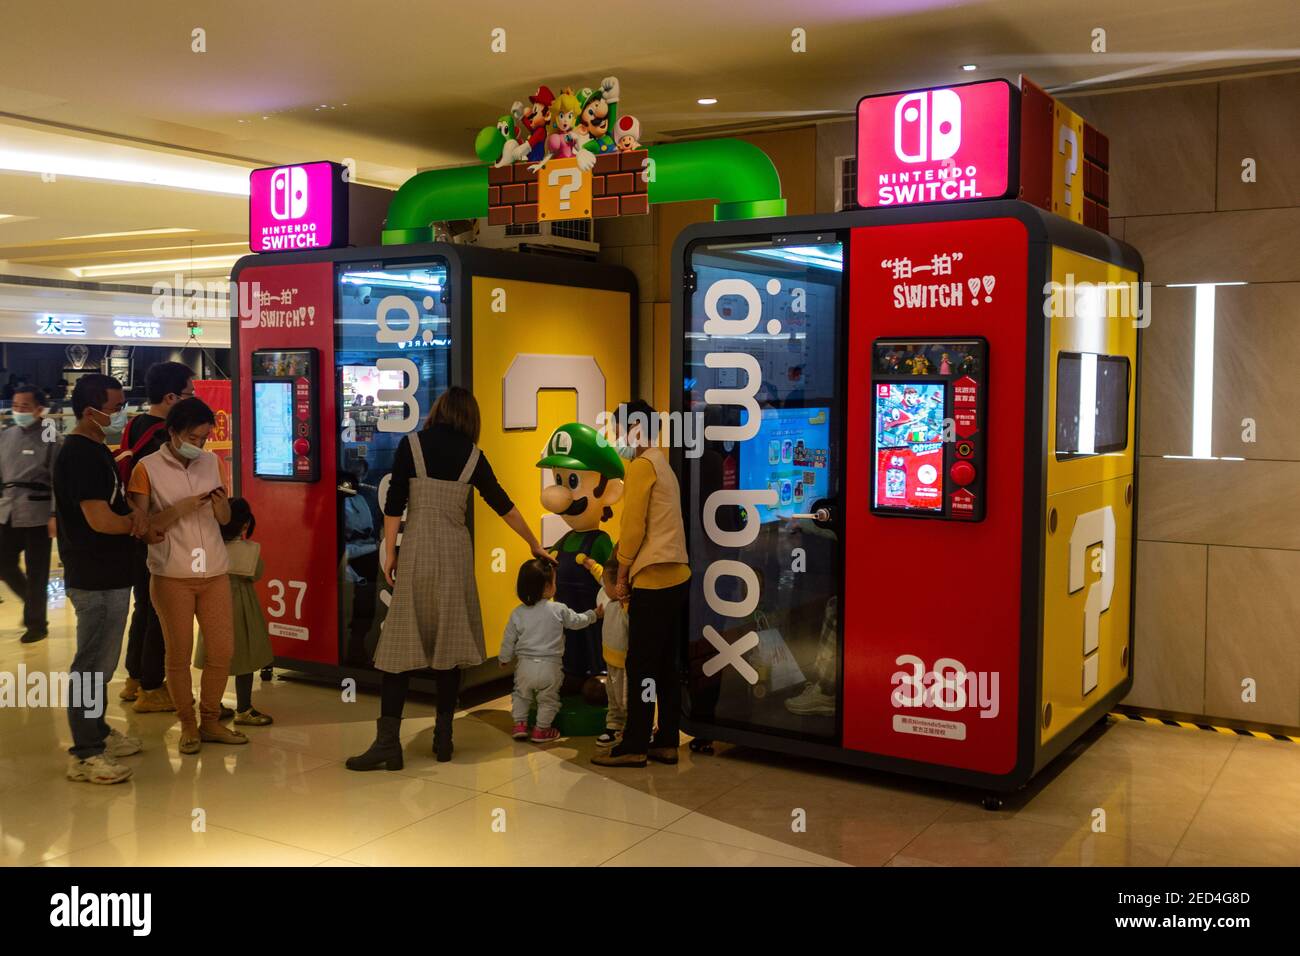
[600,76,620,104]
[575,150,597,172]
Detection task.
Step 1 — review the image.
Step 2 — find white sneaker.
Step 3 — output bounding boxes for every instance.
[105,727,143,758]
[784,683,836,716]
[67,754,133,785]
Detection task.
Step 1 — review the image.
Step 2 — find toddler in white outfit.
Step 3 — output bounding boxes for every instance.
[500,558,602,743]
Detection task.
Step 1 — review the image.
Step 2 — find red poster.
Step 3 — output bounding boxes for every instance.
[234,261,339,665]
[193,379,233,487]
[843,216,1029,776]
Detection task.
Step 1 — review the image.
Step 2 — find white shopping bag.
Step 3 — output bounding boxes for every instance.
[750,611,807,695]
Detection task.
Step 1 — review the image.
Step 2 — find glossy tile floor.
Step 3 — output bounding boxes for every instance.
[3,582,1300,866]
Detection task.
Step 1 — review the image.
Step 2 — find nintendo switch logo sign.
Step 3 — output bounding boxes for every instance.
[270,166,309,220]
[895,89,962,163]
[857,79,1016,210]
[248,161,346,253]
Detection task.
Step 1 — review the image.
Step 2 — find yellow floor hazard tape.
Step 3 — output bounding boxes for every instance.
[1110,710,1300,744]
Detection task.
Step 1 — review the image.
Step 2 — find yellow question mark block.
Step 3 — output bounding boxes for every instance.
[537,156,591,221]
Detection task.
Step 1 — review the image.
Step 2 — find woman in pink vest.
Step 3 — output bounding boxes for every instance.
[128,397,244,755]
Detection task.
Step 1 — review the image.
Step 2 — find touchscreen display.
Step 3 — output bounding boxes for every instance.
[253,381,295,477]
[873,382,945,511]
[738,406,831,523]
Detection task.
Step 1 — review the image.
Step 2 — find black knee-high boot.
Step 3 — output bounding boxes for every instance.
[433,668,460,762]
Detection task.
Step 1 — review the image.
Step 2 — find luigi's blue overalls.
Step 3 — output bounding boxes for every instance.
[552,528,612,687]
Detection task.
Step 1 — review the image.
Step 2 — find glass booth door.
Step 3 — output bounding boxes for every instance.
[681,237,845,742]
[334,260,451,666]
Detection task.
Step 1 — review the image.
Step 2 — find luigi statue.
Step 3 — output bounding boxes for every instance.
[536,422,625,695]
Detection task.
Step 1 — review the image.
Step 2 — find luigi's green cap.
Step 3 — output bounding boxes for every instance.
[536,422,625,479]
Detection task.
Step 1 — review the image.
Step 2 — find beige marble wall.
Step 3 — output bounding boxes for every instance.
[1068,70,1300,729]
[1131,541,1207,714]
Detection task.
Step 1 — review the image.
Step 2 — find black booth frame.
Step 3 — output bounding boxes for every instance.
[670,200,1143,794]
[230,242,639,696]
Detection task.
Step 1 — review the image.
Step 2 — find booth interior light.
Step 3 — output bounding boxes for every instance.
[746,245,844,271]
[340,270,443,291]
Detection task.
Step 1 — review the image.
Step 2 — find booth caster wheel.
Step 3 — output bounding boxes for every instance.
[260,667,274,682]
[981,795,1004,812]
[689,738,714,755]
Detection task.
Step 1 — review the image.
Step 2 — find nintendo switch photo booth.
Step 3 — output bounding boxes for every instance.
[673,77,1141,794]
[230,244,637,688]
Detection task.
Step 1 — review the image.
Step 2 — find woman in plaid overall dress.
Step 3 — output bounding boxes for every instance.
[347,387,552,770]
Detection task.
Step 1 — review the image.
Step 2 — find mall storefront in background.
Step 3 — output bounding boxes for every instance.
[0,310,231,410]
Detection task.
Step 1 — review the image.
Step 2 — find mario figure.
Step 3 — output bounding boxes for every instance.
[536,422,625,693]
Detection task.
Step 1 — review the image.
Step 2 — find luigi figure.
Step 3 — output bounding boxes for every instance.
[536,422,625,695]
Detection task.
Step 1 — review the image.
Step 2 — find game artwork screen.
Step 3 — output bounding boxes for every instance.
[253,381,295,478]
[738,406,832,524]
[874,381,946,511]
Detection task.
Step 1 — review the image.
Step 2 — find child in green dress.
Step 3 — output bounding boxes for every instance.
[195,497,274,725]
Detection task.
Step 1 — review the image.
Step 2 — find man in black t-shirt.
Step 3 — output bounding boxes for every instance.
[118,361,194,712]
[55,374,150,785]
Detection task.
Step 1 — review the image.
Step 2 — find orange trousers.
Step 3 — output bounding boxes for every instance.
[150,574,233,730]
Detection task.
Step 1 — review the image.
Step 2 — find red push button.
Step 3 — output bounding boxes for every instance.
[293,438,311,456]
[950,461,976,486]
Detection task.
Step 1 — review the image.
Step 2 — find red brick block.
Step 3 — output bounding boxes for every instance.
[488,205,513,226]
[619,149,648,172]
[592,175,606,196]
[619,194,649,216]
[606,172,634,195]
[593,196,619,218]
[634,171,647,193]
[488,165,514,186]
[501,183,526,205]
[527,182,538,202]
[594,153,621,175]
[513,163,537,183]
[488,186,500,205]
[515,203,539,224]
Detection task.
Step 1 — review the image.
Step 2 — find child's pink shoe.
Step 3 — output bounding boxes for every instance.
[530,725,561,743]
[511,721,530,740]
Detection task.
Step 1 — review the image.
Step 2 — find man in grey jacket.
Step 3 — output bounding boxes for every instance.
[0,385,61,643]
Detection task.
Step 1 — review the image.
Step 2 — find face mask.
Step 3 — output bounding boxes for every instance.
[174,440,202,461]
[12,412,36,427]
[92,407,128,431]
[615,438,636,461]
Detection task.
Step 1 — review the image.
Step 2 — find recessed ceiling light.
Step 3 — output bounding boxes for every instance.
[0,149,249,195]
[961,64,978,71]
[697,97,718,106]
[58,227,199,241]
[72,254,244,279]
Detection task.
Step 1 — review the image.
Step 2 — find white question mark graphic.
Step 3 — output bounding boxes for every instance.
[1068,505,1115,695]
[1058,125,1080,208]
[547,167,582,210]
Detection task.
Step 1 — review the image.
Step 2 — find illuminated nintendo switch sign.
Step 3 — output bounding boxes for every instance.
[248,161,348,253]
[856,79,1017,209]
